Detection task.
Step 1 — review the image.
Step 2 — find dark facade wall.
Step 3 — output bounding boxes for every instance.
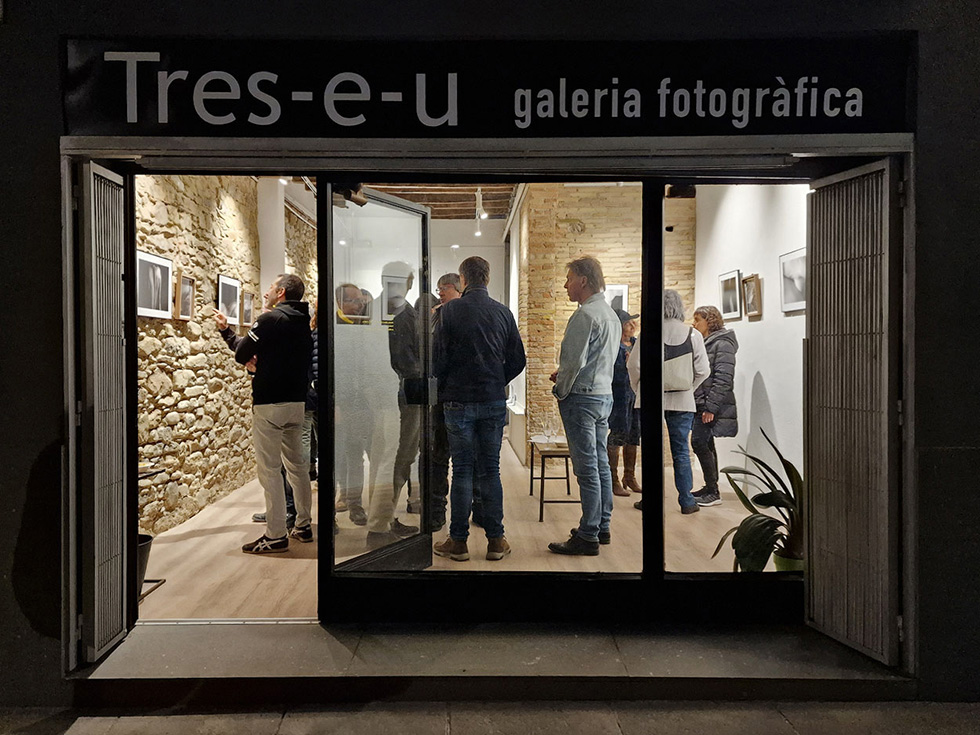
[1,0,978,705]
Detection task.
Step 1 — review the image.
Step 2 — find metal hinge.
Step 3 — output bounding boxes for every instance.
[897,615,904,643]
[76,614,84,640]
[75,400,83,427]
[897,399,904,426]
[72,184,81,211]
[897,180,908,209]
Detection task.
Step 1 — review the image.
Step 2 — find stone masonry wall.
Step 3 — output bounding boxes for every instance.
[520,184,696,465]
[135,175,262,535]
[285,208,318,305]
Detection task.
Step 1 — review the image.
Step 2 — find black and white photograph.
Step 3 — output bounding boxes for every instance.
[382,274,409,323]
[241,292,254,326]
[177,271,195,321]
[217,274,241,326]
[603,284,629,313]
[137,250,174,319]
[779,248,807,312]
[741,273,762,318]
[719,269,741,319]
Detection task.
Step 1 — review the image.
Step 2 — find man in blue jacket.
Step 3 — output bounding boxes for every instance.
[432,256,526,562]
[548,256,621,556]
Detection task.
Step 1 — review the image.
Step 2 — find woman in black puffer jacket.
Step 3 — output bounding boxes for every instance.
[690,305,738,507]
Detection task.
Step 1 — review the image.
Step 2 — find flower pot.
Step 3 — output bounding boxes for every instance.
[773,552,804,572]
[136,533,154,591]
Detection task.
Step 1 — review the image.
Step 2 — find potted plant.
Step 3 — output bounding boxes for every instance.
[712,428,804,572]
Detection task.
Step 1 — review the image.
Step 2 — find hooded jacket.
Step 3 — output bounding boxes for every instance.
[694,327,739,437]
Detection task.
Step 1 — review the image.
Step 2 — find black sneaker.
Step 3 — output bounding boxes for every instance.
[242,535,288,554]
[391,519,419,538]
[695,490,722,507]
[634,500,643,510]
[251,512,266,523]
[570,527,610,545]
[691,486,709,498]
[289,524,314,543]
[681,504,700,515]
[548,535,600,556]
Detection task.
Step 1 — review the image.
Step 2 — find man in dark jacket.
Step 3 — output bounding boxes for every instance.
[216,274,314,553]
[432,256,526,562]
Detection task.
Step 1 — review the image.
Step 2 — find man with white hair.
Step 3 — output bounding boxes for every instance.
[548,256,622,556]
[659,288,710,514]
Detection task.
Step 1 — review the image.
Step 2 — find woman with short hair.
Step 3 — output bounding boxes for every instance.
[691,305,739,507]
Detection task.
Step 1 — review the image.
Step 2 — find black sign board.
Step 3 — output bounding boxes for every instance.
[64,38,913,138]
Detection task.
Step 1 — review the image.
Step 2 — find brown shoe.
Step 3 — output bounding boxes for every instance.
[434,537,469,561]
[486,537,511,561]
[623,445,642,493]
[608,446,629,496]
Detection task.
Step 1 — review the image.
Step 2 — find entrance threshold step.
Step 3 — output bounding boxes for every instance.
[77,622,915,706]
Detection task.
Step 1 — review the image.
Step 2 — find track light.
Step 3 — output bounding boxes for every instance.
[278,177,289,185]
[476,187,488,220]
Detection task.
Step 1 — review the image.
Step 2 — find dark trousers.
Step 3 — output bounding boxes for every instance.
[430,403,482,528]
[690,418,719,491]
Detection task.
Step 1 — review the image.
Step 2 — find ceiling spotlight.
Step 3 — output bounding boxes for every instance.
[278,177,289,185]
[338,240,347,246]
[476,187,489,220]
[450,243,460,249]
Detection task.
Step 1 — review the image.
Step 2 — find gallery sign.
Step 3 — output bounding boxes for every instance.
[63,38,912,138]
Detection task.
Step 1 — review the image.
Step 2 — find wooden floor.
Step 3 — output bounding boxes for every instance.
[140,441,761,619]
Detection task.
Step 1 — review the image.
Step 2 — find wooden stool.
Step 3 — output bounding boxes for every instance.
[528,438,576,522]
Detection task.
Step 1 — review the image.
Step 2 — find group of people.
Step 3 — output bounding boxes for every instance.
[207,262,738,559]
[659,289,739,514]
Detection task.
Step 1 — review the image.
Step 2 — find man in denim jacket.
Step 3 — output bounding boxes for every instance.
[548,256,622,556]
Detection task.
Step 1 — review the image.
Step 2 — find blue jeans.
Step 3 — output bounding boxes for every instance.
[558,393,614,543]
[665,410,696,508]
[444,400,507,541]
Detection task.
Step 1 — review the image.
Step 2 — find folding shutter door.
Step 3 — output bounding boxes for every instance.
[805,159,902,665]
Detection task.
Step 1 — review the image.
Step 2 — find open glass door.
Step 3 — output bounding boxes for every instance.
[326,186,434,572]
[805,158,903,665]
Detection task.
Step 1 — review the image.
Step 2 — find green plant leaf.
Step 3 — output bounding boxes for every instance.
[731,514,784,572]
[711,525,739,559]
[761,427,805,505]
[735,448,792,500]
[751,491,796,511]
[724,474,760,515]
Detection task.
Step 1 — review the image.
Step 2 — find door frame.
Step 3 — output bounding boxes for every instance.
[61,133,916,675]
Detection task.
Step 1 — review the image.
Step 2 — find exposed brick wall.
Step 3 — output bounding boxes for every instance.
[518,184,696,465]
[284,208,318,306]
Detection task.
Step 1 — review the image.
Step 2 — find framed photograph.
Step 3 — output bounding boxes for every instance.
[241,291,254,326]
[217,274,241,326]
[136,250,174,319]
[381,274,410,324]
[779,248,807,312]
[604,284,629,313]
[175,270,195,321]
[741,274,762,318]
[719,269,741,320]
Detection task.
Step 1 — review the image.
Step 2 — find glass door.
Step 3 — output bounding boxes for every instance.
[327,186,434,572]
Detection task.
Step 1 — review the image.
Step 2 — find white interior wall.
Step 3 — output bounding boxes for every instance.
[430,219,506,303]
[694,184,808,472]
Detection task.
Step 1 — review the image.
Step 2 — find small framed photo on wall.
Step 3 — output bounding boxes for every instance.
[217,274,241,326]
[741,274,762,318]
[719,269,742,320]
[779,248,807,312]
[241,292,254,326]
[175,270,196,321]
[604,284,629,313]
[136,250,174,319]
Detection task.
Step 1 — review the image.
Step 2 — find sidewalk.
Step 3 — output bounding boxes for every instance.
[4,702,980,735]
